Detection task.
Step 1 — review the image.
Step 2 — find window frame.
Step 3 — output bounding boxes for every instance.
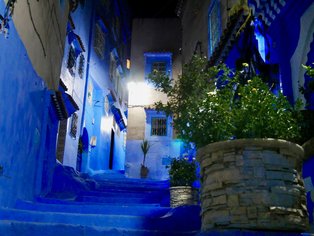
[144,52,172,89]
[145,109,173,140]
[208,0,221,57]
[151,117,167,136]
[93,22,106,59]
[67,45,77,76]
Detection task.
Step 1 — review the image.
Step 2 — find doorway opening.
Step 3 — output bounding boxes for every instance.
[109,129,115,170]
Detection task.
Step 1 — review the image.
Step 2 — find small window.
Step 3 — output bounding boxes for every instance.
[144,53,172,83]
[94,23,105,59]
[151,117,167,136]
[109,52,117,81]
[67,46,77,76]
[208,0,221,56]
[78,54,85,79]
[152,61,167,74]
[69,112,78,139]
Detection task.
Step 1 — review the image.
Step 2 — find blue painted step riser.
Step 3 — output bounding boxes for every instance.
[95,185,170,192]
[0,208,199,231]
[78,190,166,198]
[0,221,198,236]
[15,201,170,217]
[75,195,162,204]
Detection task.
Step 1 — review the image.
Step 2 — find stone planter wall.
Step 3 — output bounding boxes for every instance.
[197,139,309,231]
[170,186,198,207]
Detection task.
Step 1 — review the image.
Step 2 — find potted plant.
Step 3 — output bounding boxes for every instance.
[148,56,309,231]
[140,139,151,178]
[168,157,198,207]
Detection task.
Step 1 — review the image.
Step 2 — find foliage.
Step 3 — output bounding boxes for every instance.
[148,55,302,148]
[303,63,314,78]
[300,63,314,95]
[168,158,197,187]
[140,139,151,166]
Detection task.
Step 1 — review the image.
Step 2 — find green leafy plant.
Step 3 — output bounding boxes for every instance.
[141,139,151,166]
[300,63,314,95]
[148,55,302,148]
[303,63,314,78]
[169,158,197,187]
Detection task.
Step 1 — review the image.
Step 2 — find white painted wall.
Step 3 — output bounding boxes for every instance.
[126,18,183,179]
[11,0,69,89]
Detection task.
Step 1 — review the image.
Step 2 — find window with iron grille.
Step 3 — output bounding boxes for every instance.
[67,45,76,76]
[109,52,117,81]
[78,54,85,79]
[69,112,78,139]
[94,23,105,59]
[152,61,167,74]
[151,117,167,136]
[208,0,221,56]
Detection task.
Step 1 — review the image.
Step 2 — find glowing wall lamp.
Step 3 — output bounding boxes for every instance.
[126,59,131,70]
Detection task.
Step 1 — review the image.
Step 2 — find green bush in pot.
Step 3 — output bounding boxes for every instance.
[168,157,198,207]
[169,158,197,187]
[148,56,308,231]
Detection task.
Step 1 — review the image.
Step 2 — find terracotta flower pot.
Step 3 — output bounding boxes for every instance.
[197,139,309,231]
[140,165,149,178]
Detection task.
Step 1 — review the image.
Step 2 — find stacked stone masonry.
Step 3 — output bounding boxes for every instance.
[197,139,309,231]
[170,186,199,207]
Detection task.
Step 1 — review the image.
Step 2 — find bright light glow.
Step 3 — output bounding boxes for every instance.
[126,59,131,69]
[100,116,112,133]
[255,33,266,62]
[127,81,150,106]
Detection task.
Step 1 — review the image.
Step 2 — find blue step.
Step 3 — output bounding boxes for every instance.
[35,196,161,207]
[0,206,201,232]
[77,190,164,198]
[75,195,162,204]
[0,220,198,236]
[76,190,165,203]
[15,200,170,217]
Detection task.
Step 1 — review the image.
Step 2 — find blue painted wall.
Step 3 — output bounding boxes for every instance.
[62,0,130,174]
[267,0,314,103]
[0,2,56,207]
[60,0,93,168]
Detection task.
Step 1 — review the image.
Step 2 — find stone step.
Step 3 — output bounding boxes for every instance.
[15,200,170,217]
[0,206,201,232]
[94,178,170,190]
[0,220,198,236]
[75,195,162,204]
[35,196,162,207]
[78,189,165,198]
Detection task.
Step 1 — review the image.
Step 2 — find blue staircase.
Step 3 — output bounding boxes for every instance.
[0,165,201,235]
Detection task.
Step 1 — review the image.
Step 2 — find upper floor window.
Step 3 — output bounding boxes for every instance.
[208,0,221,56]
[67,45,76,76]
[94,22,106,59]
[144,52,172,86]
[78,54,85,79]
[152,61,167,74]
[109,52,117,81]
